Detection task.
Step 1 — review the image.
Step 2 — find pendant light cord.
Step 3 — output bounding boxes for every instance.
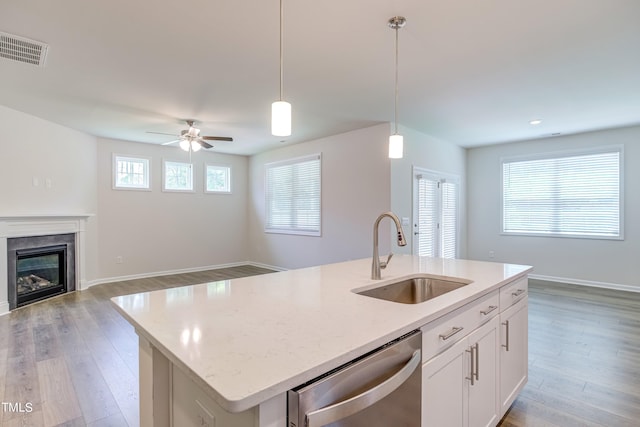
[394,25,399,135]
[279,0,284,102]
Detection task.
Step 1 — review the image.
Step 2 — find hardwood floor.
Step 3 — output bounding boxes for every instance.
[1,271,639,426]
[498,279,640,427]
[0,265,274,427]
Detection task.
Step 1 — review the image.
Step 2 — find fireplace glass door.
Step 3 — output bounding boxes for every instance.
[16,245,67,307]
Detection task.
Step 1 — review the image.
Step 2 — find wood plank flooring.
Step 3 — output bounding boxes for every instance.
[498,279,640,427]
[1,271,638,426]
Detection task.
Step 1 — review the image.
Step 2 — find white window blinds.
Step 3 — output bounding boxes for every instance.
[441,181,458,259]
[502,148,622,239]
[416,173,459,258]
[265,154,321,236]
[417,177,438,257]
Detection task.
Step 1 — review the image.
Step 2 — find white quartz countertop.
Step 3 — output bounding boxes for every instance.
[111,255,531,412]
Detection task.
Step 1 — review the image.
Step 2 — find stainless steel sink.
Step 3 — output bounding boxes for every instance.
[356,276,472,304]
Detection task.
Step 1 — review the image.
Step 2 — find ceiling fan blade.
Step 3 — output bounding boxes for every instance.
[161,139,181,146]
[202,136,233,142]
[147,131,180,137]
[199,140,214,149]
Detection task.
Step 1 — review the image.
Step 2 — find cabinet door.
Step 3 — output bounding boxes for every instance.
[499,297,528,415]
[467,316,499,427]
[422,338,468,427]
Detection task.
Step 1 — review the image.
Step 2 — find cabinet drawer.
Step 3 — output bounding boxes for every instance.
[421,290,499,362]
[499,277,527,310]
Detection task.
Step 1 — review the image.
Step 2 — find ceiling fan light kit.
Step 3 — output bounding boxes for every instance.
[151,119,233,152]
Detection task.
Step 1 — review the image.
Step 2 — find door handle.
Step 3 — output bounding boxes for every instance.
[305,350,421,427]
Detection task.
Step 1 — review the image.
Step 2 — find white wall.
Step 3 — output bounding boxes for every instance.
[0,105,99,281]
[467,125,640,290]
[248,124,392,269]
[390,125,468,257]
[0,105,98,216]
[95,138,249,281]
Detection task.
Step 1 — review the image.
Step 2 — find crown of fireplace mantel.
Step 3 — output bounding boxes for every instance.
[0,214,92,315]
[0,214,93,238]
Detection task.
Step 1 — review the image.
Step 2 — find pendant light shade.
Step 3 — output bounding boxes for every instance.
[389,134,403,159]
[272,0,291,137]
[272,100,291,137]
[388,16,406,159]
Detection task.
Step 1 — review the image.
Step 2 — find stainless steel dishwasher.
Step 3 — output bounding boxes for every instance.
[288,330,421,427]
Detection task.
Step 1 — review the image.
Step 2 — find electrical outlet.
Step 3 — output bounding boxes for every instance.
[488,251,495,259]
[195,399,215,427]
[116,256,123,264]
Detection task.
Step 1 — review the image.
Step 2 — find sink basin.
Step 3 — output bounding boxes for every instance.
[356,275,472,304]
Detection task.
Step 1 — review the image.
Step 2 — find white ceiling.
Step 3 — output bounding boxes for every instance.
[1,0,639,155]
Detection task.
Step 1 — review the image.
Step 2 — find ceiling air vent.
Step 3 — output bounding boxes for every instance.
[0,32,49,67]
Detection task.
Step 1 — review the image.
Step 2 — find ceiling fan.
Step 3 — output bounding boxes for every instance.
[148,120,233,151]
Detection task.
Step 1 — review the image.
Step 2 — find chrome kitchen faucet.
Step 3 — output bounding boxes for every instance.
[371,212,407,280]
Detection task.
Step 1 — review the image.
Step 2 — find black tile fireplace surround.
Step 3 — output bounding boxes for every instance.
[7,233,76,310]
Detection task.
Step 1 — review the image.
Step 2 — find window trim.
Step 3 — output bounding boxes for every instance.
[162,159,194,193]
[205,163,232,194]
[264,153,322,237]
[112,154,151,191]
[500,145,624,240]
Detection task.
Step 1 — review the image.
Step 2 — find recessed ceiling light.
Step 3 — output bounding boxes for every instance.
[529,119,542,125]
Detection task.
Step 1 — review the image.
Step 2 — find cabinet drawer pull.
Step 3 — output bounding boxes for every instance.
[511,289,526,297]
[439,326,464,341]
[480,305,498,316]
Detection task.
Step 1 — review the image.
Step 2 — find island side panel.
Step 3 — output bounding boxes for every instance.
[139,335,170,427]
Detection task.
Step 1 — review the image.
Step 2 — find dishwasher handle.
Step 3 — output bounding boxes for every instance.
[305,349,421,427]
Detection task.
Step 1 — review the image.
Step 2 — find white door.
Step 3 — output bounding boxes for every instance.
[413,168,460,258]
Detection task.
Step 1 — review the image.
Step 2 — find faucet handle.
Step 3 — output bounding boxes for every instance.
[380,252,394,269]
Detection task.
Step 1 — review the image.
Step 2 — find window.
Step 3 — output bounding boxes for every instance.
[113,155,150,190]
[205,164,231,193]
[265,154,321,236]
[163,160,193,192]
[502,147,622,239]
[413,168,459,258]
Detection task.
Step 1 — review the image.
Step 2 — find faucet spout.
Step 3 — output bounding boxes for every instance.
[372,212,407,280]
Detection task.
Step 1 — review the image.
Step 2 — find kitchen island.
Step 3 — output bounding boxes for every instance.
[111,255,532,426]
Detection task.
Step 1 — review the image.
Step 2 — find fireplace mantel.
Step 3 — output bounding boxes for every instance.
[0,214,92,315]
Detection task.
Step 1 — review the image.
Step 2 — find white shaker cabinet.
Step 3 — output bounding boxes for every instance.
[421,276,528,427]
[499,294,528,416]
[422,316,499,427]
[421,289,501,427]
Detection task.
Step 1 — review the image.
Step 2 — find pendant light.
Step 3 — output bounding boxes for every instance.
[388,16,406,159]
[272,0,291,136]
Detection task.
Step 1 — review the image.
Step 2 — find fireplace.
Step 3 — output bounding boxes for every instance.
[7,233,76,309]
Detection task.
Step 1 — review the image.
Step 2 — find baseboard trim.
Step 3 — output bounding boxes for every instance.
[529,274,640,293]
[246,261,287,272]
[0,301,9,316]
[85,261,287,289]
